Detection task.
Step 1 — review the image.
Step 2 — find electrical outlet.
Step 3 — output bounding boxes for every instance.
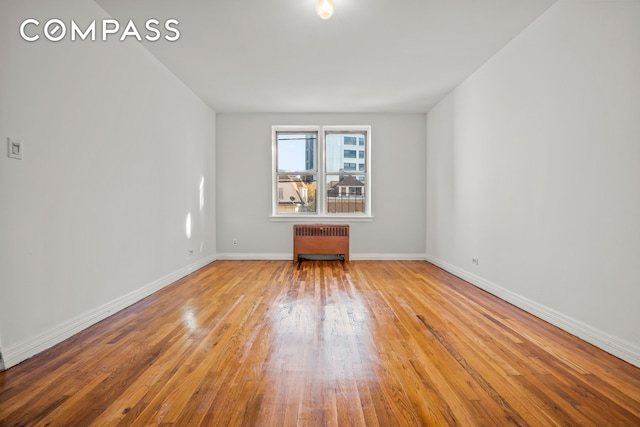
[8,137,23,160]
[472,258,479,265]
[233,238,238,246]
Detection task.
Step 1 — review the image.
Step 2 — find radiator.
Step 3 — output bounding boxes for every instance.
[293,224,350,262]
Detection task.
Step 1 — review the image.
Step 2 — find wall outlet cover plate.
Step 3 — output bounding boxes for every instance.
[8,138,23,160]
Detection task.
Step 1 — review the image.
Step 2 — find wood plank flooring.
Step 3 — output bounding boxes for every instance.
[1,260,639,426]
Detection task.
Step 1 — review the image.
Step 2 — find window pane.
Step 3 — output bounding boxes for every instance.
[326,132,367,173]
[278,175,317,213]
[277,133,316,172]
[326,174,366,214]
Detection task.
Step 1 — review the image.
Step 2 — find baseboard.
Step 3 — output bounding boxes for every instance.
[216,253,428,261]
[216,253,292,260]
[2,254,217,370]
[15,254,630,371]
[352,253,427,261]
[425,255,640,368]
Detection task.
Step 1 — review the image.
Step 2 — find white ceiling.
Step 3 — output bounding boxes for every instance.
[95,0,556,113]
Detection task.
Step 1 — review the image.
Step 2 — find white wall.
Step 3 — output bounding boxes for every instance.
[426,0,640,366]
[0,0,216,368]
[217,113,426,259]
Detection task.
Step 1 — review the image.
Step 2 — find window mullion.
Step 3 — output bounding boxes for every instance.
[318,126,326,216]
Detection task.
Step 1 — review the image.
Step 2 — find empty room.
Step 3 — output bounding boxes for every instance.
[1,0,639,425]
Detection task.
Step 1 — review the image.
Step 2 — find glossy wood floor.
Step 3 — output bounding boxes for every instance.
[1,261,640,426]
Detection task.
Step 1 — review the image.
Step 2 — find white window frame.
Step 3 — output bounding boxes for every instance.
[271,125,372,221]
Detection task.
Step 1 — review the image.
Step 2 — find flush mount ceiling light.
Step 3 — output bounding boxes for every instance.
[316,0,335,20]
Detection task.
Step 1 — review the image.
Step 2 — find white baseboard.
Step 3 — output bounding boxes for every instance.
[216,253,292,260]
[3,254,217,369]
[14,254,631,373]
[216,253,428,261]
[426,255,640,368]
[352,253,427,261]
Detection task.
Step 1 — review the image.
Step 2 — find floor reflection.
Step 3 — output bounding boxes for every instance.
[262,268,378,419]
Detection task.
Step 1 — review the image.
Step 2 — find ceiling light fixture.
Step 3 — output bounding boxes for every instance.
[316,0,334,20]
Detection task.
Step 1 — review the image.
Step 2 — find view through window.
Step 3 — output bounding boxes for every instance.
[273,126,371,217]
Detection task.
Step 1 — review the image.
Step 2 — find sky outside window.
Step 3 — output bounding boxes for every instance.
[277,133,316,172]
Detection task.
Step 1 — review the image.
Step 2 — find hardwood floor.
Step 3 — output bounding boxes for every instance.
[1,260,639,426]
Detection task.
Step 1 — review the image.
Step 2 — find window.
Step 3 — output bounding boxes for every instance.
[274,131,317,214]
[273,125,371,217]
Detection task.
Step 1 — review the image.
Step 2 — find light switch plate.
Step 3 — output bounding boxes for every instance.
[8,137,23,160]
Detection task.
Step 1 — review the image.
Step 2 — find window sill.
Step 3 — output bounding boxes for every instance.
[269,215,374,223]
